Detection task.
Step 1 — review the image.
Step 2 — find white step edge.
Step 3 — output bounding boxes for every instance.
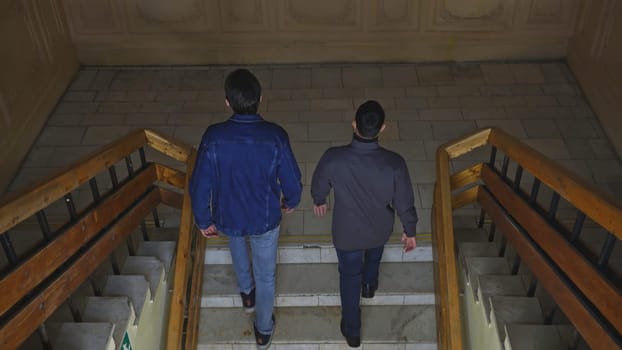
[205,243,432,265]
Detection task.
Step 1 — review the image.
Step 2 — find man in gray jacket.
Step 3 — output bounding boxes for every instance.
[311,100,418,348]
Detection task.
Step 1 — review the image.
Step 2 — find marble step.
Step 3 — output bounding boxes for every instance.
[51,322,115,350]
[488,296,545,344]
[504,324,579,350]
[102,275,150,325]
[454,228,488,244]
[197,305,437,349]
[136,240,176,274]
[205,241,433,265]
[82,296,135,348]
[121,256,165,298]
[203,262,435,308]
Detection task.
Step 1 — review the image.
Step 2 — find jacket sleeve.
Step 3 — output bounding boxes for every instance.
[394,158,418,237]
[311,151,332,205]
[277,134,303,209]
[189,136,213,230]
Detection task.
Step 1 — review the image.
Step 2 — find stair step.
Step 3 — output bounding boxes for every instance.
[121,256,165,298]
[454,229,488,244]
[149,227,179,241]
[202,262,435,308]
[82,297,135,347]
[488,296,545,343]
[478,274,527,297]
[197,305,437,348]
[504,324,571,350]
[51,322,115,350]
[103,275,150,324]
[136,240,176,274]
[205,242,433,265]
[458,242,498,257]
[462,256,510,298]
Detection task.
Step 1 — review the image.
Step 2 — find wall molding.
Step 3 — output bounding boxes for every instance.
[62,0,580,64]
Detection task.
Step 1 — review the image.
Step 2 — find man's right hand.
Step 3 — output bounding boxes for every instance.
[200,225,219,238]
[313,204,328,217]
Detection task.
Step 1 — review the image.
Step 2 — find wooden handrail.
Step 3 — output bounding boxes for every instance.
[167,149,197,350]
[433,126,622,350]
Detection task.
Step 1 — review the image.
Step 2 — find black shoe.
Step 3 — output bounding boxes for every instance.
[361,282,378,299]
[240,289,256,313]
[254,315,275,350]
[340,319,361,348]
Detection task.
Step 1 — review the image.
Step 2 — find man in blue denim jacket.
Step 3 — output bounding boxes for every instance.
[190,69,302,350]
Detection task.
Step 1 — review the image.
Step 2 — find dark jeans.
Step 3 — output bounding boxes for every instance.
[335,245,385,336]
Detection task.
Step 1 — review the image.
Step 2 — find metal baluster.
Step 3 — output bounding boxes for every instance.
[139,147,148,168]
[36,210,52,240]
[152,208,161,228]
[0,231,18,265]
[109,167,119,189]
[529,179,541,204]
[477,209,486,228]
[570,211,586,243]
[513,166,523,192]
[597,233,616,269]
[38,324,53,350]
[64,193,78,221]
[140,221,150,241]
[511,255,521,275]
[489,146,497,167]
[125,155,135,178]
[527,277,538,297]
[501,155,510,179]
[544,306,558,325]
[498,235,507,257]
[89,177,101,203]
[547,193,560,222]
[110,254,120,275]
[487,222,496,242]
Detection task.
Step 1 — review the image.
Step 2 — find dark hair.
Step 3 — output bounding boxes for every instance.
[224,69,262,114]
[355,100,385,138]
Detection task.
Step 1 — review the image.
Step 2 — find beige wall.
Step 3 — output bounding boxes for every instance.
[63,0,579,65]
[0,0,78,193]
[568,0,622,158]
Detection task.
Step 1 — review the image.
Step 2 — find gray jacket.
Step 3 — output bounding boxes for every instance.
[311,137,418,251]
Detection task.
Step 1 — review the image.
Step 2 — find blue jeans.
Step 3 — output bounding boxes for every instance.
[335,245,385,336]
[228,226,280,334]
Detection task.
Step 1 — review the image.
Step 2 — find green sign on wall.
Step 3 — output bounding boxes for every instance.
[120,331,132,350]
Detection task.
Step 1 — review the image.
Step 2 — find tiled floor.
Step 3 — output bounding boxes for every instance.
[11,62,622,235]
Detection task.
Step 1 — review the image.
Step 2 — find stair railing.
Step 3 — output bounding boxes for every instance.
[0,129,204,350]
[433,127,622,350]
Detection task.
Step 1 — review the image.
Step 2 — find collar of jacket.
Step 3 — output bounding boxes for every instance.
[351,134,380,149]
[230,114,264,123]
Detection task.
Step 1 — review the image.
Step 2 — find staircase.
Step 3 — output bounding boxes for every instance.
[198,236,437,349]
[456,227,589,350]
[17,228,177,350]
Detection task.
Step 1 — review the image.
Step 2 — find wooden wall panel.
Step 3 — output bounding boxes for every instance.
[0,0,78,193]
[568,0,622,158]
[62,0,580,64]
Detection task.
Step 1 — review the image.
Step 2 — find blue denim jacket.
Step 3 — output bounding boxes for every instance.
[189,114,302,236]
